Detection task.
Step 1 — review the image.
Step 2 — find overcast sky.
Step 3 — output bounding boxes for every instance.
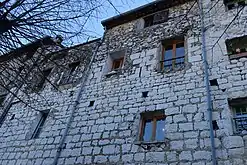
[85,0,152,40]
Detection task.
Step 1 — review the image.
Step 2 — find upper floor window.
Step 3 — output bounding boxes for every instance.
[139,110,166,142]
[0,94,7,107]
[60,61,80,85]
[160,36,185,71]
[104,50,125,77]
[226,35,247,60]
[112,57,124,71]
[34,68,52,91]
[224,0,246,10]
[144,10,169,28]
[229,98,247,135]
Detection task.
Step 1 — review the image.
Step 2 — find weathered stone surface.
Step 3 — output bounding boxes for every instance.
[0,1,247,165]
[222,136,244,149]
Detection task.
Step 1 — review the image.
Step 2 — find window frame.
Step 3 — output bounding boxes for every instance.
[143,10,169,28]
[160,37,186,71]
[31,111,49,139]
[34,68,53,91]
[226,35,247,60]
[59,61,80,85]
[0,94,7,107]
[229,98,247,134]
[139,111,166,142]
[111,57,124,71]
[224,0,246,10]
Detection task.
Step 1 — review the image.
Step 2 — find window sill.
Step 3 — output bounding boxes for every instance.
[228,52,247,60]
[134,140,169,150]
[105,70,119,77]
[134,139,169,146]
[158,64,187,73]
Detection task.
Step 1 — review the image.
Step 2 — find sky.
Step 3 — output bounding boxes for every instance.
[84,0,152,40]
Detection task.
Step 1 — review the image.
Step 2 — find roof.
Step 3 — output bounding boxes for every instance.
[0,36,56,62]
[101,0,192,30]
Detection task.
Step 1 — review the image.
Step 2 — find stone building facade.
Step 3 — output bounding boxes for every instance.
[0,0,247,165]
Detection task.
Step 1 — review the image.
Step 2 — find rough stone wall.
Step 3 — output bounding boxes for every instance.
[0,1,247,165]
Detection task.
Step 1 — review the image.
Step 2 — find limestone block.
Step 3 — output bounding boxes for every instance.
[179,123,193,131]
[146,152,165,162]
[122,154,133,162]
[170,141,184,150]
[183,104,197,113]
[185,138,198,149]
[134,153,145,161]
[222,136,244,149]
[94,155,107,163]
[193,151,211,160]
[166,151,177,162]
[103,145,117,154]
[173,114,187,123]
[228,148,245,157]
[179,151,192,161]
[165,107,179,115]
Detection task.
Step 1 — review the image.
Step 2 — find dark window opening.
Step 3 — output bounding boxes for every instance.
[60,61,80,85]
[139,110,166,142]
[210,79,218,86]
[144,10,169,28]
[227,3,235,10]
[69,62,80,75]
[224,0,246,10]
[89,101,95,107]
[10,114,15,120]
[0,94,7,107]
[112,58,124,71]
[142,91,149,98]
[35,68,52,91]
[212,120,219,130]
[226,35,247,59]
[31,111,49,139]
[161,37,185,71]
[238,1,246,6]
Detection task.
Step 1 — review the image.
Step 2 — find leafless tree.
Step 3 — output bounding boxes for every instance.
[0,0,107,55]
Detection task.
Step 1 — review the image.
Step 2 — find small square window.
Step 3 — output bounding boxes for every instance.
[142,91,149,98]
[160,37,185,71]
[229,98,247,134]
[112,58,124,71]
[139,110,166,142]
[89,101,95,107]
[31,111,49,139]
[210,79,218,86]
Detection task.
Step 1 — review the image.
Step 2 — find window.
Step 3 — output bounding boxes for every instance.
[104,50,125,76]
[0,94,7,107]
[226,35,247,59]
[144,10,169,28]
[31,111,49,139]
[34,68,52,91]
[224,0,246,10]
[229,98,247,134]
[112,58,124,71]
[160,37,185,71]
[60,61,80,85]
[139,110,166,142]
